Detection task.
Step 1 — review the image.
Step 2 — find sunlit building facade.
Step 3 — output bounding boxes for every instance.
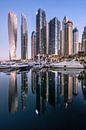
[21,14,28,60]
[61,16,73,56]
[8,12,17,60]
[48,17,61,55]
[61,16,68,55]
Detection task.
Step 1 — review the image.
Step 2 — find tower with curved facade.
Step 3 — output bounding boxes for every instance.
[8,12,17,60]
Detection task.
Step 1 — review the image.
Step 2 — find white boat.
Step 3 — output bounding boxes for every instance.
[50,60,84,69]
[33,63,44,69]
[49,69,83,76]
[0,64,11,69]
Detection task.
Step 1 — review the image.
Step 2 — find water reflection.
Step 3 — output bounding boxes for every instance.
[21,72,28,111]
[8,69,86,116]
[9,71,18,112]
[79,72,86,100]
[31,69,86,116]
[4,69,86,129]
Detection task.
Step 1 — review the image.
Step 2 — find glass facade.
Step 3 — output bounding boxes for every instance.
[21,14,28,60]
[36,8,47,56]
[82,26,86,53]
[31,31,36,60]
[73,27,79,54]
[49,17,61,55]
[61,17,73,56]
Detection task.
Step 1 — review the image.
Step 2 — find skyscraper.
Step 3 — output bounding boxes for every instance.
[31,31,36,60]
[48,17,61,55]
[61,16,68,55]
[21,14,28,60]
[73,27,79,54]
[60,30,62,55]
[61,16,73,56]
[36,8,47,57]
[82,26,86,53]
[78,42,83,52]
[8,12,17,60]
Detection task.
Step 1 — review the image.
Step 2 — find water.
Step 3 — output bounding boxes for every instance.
[0,68,86,130]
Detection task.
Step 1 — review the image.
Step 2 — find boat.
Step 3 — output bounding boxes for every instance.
[33,63,44,69]
[0,64,11,71]
[49,68,83,76]
[50,60,84,69]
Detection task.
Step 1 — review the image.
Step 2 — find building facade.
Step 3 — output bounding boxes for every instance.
[61,16,68,55]
[8,12,17,60]
[31,31,36,60]
[73,27,79,54]
[21,14,28,60]
[36,8,47,57]
[82,26,86,53]
[61,16,73,56]
[48,17,61,55]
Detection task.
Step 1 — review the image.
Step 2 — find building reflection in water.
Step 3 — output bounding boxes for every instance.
[31,70,36,94]
[31,69,49,116]
[73,76,78,95]
[31,69,81,116]
[35,73,41,116]
[8,69,86,114]
[21,72,28,111]
[79,73,86,100]
[48,71,55,107]
[9,72,18,113]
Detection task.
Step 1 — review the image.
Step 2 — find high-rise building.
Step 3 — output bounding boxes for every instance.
[46,21,49,55]
[73,27,79,54]
[61,16,73,56]
[31,31,36,60]
[8,12,17,60]
[61,16,68,55]
[36,8,47,57]
[48,17,61,55]
[21,14,28,60]
[78,42,83,52]
[82,26,86,53]
[60,30,62,55]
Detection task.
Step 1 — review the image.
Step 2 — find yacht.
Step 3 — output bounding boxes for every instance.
[50,60,84,69]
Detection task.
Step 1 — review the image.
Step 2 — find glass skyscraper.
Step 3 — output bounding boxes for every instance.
[61,16,68,55]
[73,27,79,54]
[48,17,61,55]
[82,26,86,53]
[8,12,17,60]
[62,16,73,56]
[36,8,47,57]
[21,14,28,60]
[31,31,36,60]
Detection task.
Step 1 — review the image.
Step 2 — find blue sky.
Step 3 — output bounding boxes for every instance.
[0,0,86,60]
